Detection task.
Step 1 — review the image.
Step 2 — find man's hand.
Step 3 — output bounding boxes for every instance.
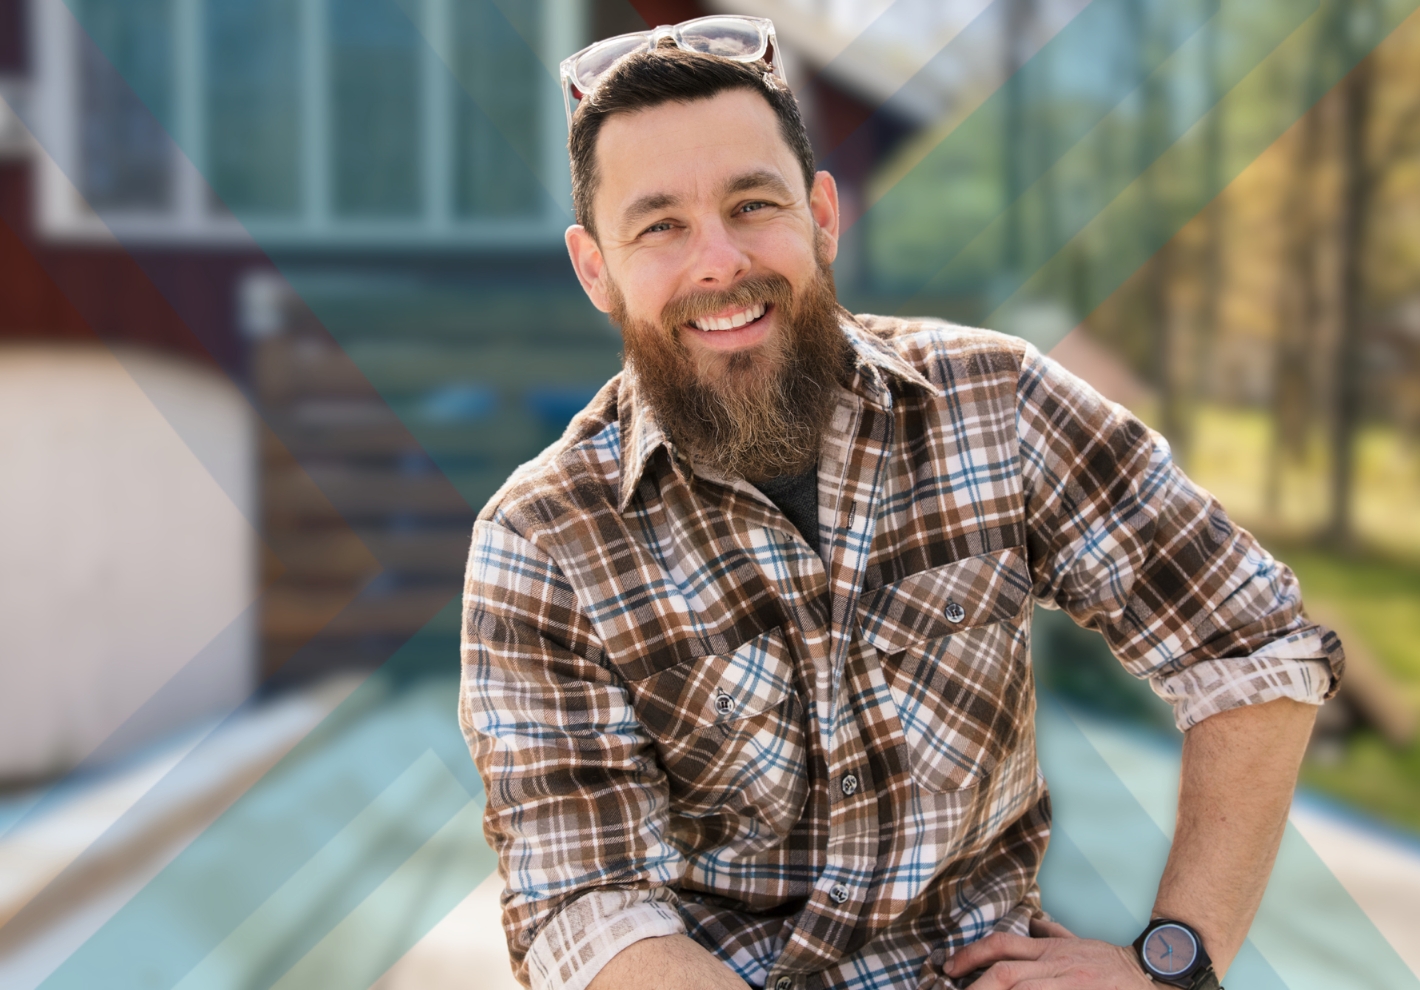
[943,918,1151,989]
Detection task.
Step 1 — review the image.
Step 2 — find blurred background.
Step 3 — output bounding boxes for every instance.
[0,0,1418,987]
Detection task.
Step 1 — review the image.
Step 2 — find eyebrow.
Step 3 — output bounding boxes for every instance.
[723,169,794,199]
[621,192,678,231]
[618,169,797,232]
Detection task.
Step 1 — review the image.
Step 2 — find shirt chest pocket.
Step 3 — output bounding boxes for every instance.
[857,547,1033,792]
[628,627,808,835]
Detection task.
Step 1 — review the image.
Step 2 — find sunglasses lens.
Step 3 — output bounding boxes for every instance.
[677,17,766,59]
[573,34,650,92]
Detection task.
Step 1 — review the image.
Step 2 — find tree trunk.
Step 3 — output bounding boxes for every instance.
[1134,1,1184,456]
[1327,52,1373,548]
[1266,86,1324,516]
[1002,0,1035,277]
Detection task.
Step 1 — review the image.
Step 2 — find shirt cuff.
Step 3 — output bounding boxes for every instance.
[526,887,687,990]
[1151,627,1341,731]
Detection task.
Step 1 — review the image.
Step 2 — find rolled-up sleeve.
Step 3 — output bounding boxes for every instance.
[1015,345,1344,730]
[460,519,687,989]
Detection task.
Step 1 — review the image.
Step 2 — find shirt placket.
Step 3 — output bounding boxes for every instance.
[770,382,895,986]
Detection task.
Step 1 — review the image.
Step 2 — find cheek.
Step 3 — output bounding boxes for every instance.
[747,226,818,280]
[619,259,683,320]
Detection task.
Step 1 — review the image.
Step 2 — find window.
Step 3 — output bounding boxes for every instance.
[31,0,581,245]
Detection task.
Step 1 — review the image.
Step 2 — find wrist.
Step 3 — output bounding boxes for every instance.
[1132,919,1223,989]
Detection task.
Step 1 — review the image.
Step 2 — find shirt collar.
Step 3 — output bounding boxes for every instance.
[616,310,938,512]
[836,309,938,400]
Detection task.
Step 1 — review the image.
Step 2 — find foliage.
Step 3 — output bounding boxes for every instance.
[1301,731,1420,834]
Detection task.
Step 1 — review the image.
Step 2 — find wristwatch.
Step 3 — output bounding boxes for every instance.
[1132,919,1223,989]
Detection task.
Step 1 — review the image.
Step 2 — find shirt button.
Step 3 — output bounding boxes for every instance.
[775,979,793,990]
[840,773,859,796]
[829,883,850,904]
[944,601,966,623]
[714,693,734,716]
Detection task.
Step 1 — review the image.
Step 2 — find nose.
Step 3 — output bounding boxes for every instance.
[688,215,750,287]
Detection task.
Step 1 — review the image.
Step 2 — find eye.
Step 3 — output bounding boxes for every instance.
[739,200,771,215]
[642,220,675,235]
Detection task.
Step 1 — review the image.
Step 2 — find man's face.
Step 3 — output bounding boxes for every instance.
[565,87,845,478]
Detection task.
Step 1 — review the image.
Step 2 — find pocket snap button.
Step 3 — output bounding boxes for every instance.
[840,773,859,796]
[714,693,734,716]
[829,883,850,904]
[944,601,966,623]
[775,979,793,990]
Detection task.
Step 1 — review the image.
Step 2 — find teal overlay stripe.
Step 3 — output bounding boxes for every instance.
[0,599,262,843]
[844,0,1224,229]
[1037,696,1420,988]
[267,797,493,990]
[170,751,490,990]
[389,0,572,217]
[853,0,1234,285]
[38,611,489,990]
[979,0,1420,330]
[852,0,1420,339]
[14,3,1419,987]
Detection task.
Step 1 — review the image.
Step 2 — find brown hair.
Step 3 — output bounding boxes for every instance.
[567,44,816,239]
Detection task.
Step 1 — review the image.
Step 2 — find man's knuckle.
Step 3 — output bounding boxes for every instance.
[991,960,1023,982]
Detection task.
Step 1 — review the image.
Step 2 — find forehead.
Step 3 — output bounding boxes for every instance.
[592,89,802,231]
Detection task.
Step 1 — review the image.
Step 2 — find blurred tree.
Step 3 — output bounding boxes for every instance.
[1266,24,1327,517]
[1328,0,1379,548]
[1134,0,1187,458]
[1003,0,1043,285]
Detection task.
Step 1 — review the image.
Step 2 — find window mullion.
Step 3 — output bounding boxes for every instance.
[542,0,581,225]
[173,0,205,226]
[423,0,452,231]
[301,0,330,231]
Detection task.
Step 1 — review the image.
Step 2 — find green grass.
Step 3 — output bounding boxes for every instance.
[1270,546,1420,835]
[1172,405,1420,835]
[1277,546,1420,689]
[1301,731,1420,834]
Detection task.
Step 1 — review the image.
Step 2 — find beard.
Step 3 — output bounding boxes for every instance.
[610,245,849,484]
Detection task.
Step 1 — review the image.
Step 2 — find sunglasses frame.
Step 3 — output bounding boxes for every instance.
[560,15,787,126]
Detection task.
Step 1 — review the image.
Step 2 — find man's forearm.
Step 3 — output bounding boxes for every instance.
[587,934,752,990]
[1153,696,1318,975]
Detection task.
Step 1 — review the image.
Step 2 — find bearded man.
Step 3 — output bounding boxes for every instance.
[460,22,1342,990]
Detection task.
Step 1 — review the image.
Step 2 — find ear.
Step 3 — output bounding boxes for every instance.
[565,225,611,313]
[809,171,840,265]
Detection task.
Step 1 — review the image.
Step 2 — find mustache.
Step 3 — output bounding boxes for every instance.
[659,272,795,334]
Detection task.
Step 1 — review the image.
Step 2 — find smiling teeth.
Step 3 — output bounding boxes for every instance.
[692,302,766,332]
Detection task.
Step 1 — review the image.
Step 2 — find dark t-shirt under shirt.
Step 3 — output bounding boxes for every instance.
[754,469,819,554]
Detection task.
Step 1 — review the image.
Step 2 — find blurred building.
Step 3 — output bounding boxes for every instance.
[0,0,990,775]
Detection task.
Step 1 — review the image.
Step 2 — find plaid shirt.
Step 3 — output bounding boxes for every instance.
[460,315,1342,990]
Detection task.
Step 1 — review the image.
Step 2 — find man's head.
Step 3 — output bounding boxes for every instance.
[568,46,816,240]
[564,45,848,482]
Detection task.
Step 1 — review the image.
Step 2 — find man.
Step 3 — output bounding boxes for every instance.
[461,23,1342,990]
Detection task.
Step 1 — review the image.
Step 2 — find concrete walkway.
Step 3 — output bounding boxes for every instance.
[2,681,1416,989]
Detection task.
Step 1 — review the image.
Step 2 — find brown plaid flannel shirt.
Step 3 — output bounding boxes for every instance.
[460,315,1342,990]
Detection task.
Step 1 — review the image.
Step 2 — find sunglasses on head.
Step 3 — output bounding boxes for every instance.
[560,15,787,126]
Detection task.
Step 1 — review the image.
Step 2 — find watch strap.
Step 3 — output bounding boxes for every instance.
[1186,968,1223,990]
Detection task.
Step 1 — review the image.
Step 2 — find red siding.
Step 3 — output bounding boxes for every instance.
[0,163,263,375]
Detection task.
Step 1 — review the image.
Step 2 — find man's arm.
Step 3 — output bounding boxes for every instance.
[945,696,1317,987]
[939,344,1340,988]
[587,935,752,990]
[1155,695,1316,972]
[462,520,691,989]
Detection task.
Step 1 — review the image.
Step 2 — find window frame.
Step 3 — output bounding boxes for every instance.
[29,0,581,247]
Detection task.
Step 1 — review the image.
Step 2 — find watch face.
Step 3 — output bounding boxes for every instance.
[1143,924,1199,977]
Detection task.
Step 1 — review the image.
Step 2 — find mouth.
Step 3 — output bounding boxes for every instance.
[690,301,767,332]
[682,301,772,350]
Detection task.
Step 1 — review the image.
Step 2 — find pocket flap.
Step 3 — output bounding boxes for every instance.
[857,547,1031,655]
[631,627,794,738]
